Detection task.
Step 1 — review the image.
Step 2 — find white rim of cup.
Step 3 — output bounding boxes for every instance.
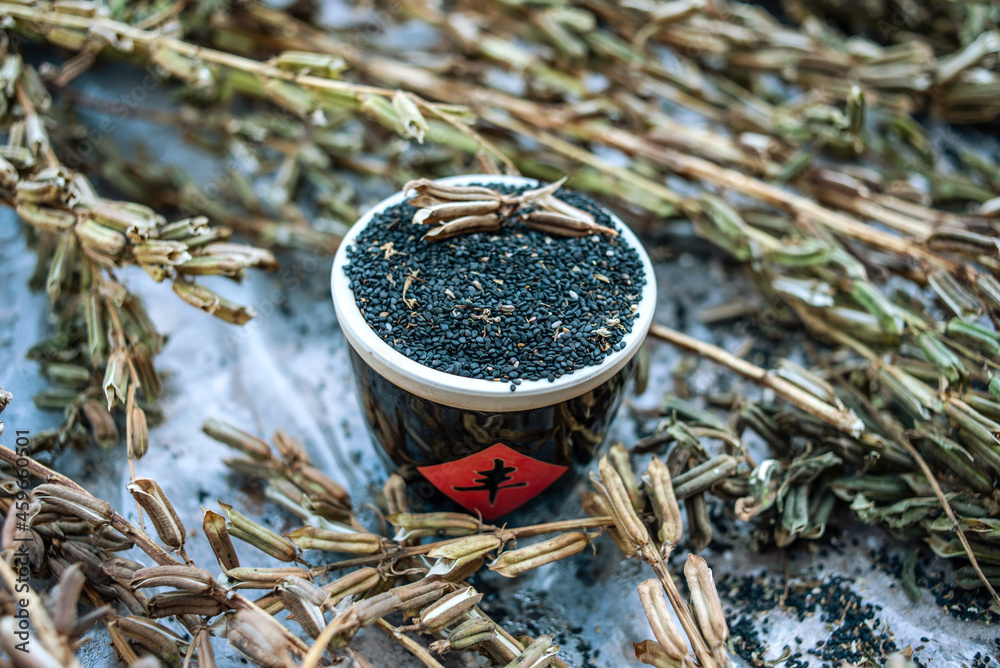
[331,175,657,412]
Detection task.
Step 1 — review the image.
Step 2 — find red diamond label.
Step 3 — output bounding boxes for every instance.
[418,444,567,519]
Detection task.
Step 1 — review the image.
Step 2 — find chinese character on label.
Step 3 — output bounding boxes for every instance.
[418,443,567,519]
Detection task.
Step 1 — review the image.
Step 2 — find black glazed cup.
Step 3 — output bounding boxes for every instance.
[331,175,656,519]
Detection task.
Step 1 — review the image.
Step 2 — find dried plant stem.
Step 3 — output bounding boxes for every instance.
[649,323,863,435]
[374,619,447,668]
[895,436,1000,608]
[0,5,389,98]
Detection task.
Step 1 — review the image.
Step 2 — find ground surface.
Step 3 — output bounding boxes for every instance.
[0,70,997,668]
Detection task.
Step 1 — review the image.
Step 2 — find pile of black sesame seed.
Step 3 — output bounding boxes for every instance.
[867,544,1000,624]
[722,570,923,668]
[343,184,646,390]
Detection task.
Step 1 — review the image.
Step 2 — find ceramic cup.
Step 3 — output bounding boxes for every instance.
[331,175,656,519]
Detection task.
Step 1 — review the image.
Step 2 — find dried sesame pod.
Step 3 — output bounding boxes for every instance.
[644,457,683,550]
[0,145,35,169]
[224,567,310,589]
[285,464,346,504]
[928,227,1000,257]
[633,639,684,668]
[383,473,410,515]
[33,483,113,526]
[505,634,559,668]
[127,478,185,549]
[79,399,119,449]
[976,274,1000,313]
[49,564,86,635]
[226,608,296,668]
[581,490,636,557]
[159,216,209,240]
[171,281,221,315]
[489,532,588,578]
[850,279,905,335]
[427,534,502,575]
[672,455,739,499]
[929,270,982,320]
[203,509,240,572]
[178,255,246,277]
[515,177,566,204]
[946,319,1000,356]
[45,232,76,301]
[273,50,347,77]
[85,292,105,365]
[359,94,403,135]
[132,240,191,266]
[127,402,149,460]
[404,178,502,203]
[200,243,278,272]
[113,616,185,667]
[90,200,158,236]
[536,191,596,225]
[75,219,127,260]
[284,526,383,554]
[15,202,75,233]
[101,557,146,585]
[594,455,650,551]
[416,586,483,633]
[218,501,297,562]
[43,362,90,388]
[423,214,503,241]
[392,579,448,611]
[0,156,18,189]
[271,428,311,466]
[685,493,712,552]
[323,567,381,609]
[684,555,729,650]
[845,85,866,134]
[387,512,482,541]
[413,200,502,225]
[146,591,226,618]
[274,583,327,639]
[353,591,405,626]
[131,565,214,593]
[392,91,428,143]
[102,348,129,411]
[279,576,328,607]
[207,291,256,325]
[522,210,617,238]
[445,618,497,652]
[194,630,217,668]
[966,392,1000,423]
[111,583,149,617]
[916,331,965,384]
[636,579,687,661]
[609,442,644,512]
[777,484,809,548]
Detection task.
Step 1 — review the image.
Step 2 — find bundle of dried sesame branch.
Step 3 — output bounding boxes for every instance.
[404,177,618,241]
[0,35,278,459]
[2,420,649,668]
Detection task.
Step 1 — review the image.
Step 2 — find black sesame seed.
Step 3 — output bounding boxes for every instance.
[342,184,646,391]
